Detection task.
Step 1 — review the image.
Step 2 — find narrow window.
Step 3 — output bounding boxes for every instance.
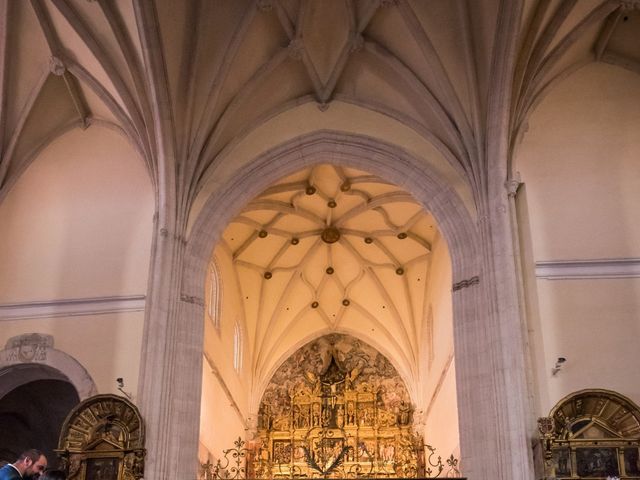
[427,305,435,371]
[208,260,221,330]
[233,321,242,372]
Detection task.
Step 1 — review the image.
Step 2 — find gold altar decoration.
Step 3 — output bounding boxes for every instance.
[200,437,458,479]
[538,389,640,479]
[56,394,145,480]
[250,334,423,478]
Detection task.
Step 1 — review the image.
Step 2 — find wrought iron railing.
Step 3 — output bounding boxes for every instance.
[199,438,462,480]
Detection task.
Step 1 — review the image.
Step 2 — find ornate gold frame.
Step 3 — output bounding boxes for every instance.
[56,394,145,480]
[538,389,640,479]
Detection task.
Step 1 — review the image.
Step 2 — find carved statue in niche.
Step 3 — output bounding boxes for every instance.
[397,400,412,426]
[251,334,420,478]
[336,405,345,428]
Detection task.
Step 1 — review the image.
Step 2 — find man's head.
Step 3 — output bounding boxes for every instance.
[15,449,47,480]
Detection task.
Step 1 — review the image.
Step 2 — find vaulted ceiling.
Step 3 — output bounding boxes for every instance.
[215,164,440,390]
[1,0,640,402]
[2,0,639,207]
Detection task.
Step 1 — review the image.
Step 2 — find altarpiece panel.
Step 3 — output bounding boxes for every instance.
[538,389,640,480]
[56,394,145,480]
[250,334,423,478]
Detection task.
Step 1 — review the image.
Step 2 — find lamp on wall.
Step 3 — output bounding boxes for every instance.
[116,377,133,400]
[551,357,566,376]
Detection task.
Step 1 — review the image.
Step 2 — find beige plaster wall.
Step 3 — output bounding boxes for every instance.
[515,63,640,414]
[516,63,640,261]
[199,360,248,464]
[419,233,459,457]
[536,278,640,412]
[423,362,459,467]
[0,126,153,301]
[0,313,144,395]
[200,249,251,452]
[0,124,153,398]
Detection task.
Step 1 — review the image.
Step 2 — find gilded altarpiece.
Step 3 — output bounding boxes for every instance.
[56,394,145,480]
[251,334,422,478]
[538,389,640,480]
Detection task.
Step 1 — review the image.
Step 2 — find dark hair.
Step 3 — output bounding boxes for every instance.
[17,449,44,463]
[41,470,66,480]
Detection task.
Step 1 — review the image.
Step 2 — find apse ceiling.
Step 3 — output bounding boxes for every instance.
[214,164,439,386]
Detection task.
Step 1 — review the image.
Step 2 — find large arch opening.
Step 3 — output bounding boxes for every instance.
[198,163,460,472]
[0,364,80,466]
[186,132,485,477]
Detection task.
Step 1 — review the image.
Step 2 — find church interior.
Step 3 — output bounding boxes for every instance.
[0,1,639,480]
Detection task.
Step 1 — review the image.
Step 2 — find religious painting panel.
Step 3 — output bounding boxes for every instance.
[85,457,120,480]
[625,447,640,476]
[576,448,618,477]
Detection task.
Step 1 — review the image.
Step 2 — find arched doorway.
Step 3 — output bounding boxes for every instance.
[0,364,80,466]
[0,334,97,467]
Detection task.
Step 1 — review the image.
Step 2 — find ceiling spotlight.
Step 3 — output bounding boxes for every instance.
[305,185,316,195]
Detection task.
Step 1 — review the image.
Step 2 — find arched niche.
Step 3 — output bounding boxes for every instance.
[538,389,640,479]
[0,377,79,465]
[0,333,98,400]
[57,394,145,480]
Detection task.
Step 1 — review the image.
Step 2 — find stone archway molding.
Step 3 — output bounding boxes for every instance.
[137,130,532,480]
[0,333,98,400]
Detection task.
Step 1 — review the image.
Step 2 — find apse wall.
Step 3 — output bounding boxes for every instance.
[200,250,250,462]
[0,126,153,395]
[419,232,458,461]
[514,62,640,415]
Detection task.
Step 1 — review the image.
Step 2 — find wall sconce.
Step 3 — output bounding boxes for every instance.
[551,357,566,376]
[116,377,133,400]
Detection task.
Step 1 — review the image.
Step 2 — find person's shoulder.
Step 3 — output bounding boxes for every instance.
[0,464,20,480]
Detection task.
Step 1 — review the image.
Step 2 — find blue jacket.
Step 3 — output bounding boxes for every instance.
[0,464,22,480]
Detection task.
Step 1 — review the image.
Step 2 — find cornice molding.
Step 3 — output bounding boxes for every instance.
[535,258,640,280]
[0,295,146,321]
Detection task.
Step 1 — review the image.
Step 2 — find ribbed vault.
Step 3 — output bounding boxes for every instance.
[213,163,441,397]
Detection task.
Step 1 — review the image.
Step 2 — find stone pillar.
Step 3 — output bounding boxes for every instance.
[136,217,206,480]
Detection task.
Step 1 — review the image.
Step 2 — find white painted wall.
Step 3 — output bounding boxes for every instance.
[0,125,153,397]
[515,62,640,415]
[419,233,459,460]
[199,248,251,460]
[0,126,153,301]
